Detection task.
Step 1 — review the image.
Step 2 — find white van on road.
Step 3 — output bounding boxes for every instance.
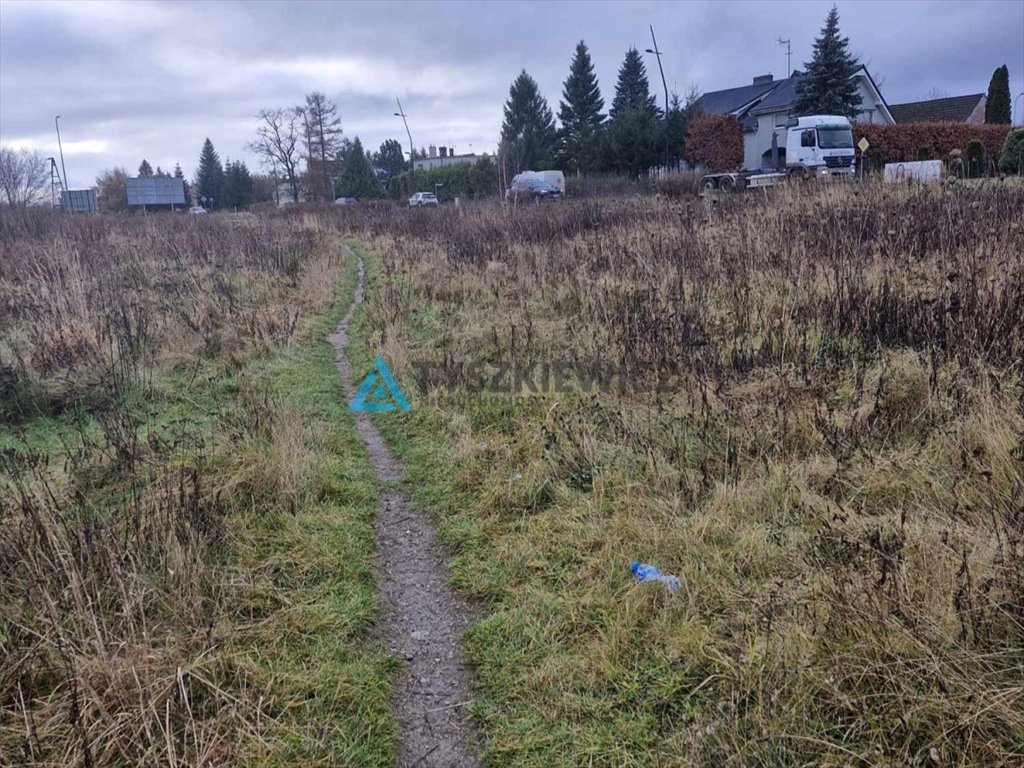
[511,170,565,194]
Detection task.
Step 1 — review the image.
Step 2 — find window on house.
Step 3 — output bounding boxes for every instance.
[775,112,790,128]
[860,109,874,124]
[801,129,816,148]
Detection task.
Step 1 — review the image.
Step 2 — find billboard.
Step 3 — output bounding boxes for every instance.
[126,176,186,206]
[61,189,98,213]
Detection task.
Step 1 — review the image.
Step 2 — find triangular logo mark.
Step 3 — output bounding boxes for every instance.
[349,356,412,413]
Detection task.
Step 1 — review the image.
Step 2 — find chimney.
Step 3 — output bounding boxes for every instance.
[753,74,773,86]
[439,146,448,158]
[428,144,437,158]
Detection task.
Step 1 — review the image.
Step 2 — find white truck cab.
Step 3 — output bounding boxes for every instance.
[785,115,855,177]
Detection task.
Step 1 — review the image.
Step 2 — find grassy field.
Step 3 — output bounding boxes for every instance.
[343,182,1024,765]
[0,213,393,765]
[2,179,1022,766]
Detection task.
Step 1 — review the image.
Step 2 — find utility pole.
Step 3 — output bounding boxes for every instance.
[778,38,792,77]
[394,98,415,190]
[645,25,671,172]
[55,115,68,189]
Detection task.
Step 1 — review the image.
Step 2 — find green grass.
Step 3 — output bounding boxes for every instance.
[1,245,397,766]
[345,233,1024,767]
[216,250,396,765]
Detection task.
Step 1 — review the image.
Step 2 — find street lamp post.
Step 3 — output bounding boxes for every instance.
[645,25,671,173]
[1015,92,1024,126]
[394,98,415,191]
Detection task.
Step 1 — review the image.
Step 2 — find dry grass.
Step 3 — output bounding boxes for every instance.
[1,211,392,766]
[341,181,1024,765]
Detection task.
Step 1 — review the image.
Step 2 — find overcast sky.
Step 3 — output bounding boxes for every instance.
[2,0,1022,188]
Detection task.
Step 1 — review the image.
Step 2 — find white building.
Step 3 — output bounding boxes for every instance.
[413,145,479,172]
[694,67,894,170]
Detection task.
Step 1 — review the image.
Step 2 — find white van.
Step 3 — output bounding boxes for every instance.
[512,170,565,194]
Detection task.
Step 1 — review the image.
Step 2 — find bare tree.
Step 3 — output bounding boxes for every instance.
[0,147,49,207]
[299,92,343,201]
[247,108,302,204]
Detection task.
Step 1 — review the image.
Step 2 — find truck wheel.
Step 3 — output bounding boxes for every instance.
[787,166,807,181]
[701,176,717,192]
[718,176,735,193]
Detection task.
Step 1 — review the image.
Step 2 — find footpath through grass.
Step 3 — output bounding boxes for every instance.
[1,240,395,766]
[343,177,1024,768]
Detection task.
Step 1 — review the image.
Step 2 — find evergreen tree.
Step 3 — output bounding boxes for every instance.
[664,91,689,168]
[792,6,863,119]
[610,48,660,119]
[137,159,153,177]
[196,138,224,206]
[173,163,189,204]
[605,108,661,177]
[374,139,409,183]
[221,160,255,209]
[499,69,557,172]
[985,64,1011,124]
[335,137,384,199]
[155,166,168,177]
[556,41,606,173]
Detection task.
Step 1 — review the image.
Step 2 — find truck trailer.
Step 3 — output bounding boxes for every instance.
[700,115,856,194]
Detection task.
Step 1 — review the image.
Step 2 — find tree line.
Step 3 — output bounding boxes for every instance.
[499,41,698,178]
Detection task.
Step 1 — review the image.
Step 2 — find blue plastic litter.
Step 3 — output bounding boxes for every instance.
[631,561,681,593]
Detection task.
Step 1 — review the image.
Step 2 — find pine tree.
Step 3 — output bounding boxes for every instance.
[985,64,1011,124]
[792,6,863,119]
[499,70,558,172]
[173,163,190,204]
[196,138,224,206]
[155,166,167,177]
[664,91,689,168]
[556,41,606,173]
[335,137,384,199]
[374,139,409,184]
[605,108,661,177]
[610,48,660,119]
[234,161,254,207]
[137,159,153,177]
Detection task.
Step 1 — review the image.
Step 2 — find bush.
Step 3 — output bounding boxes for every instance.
[853,123,1011,166]
[998,128,1024,174]
[390,157,498,201]
[965,139,986,178]
[684,114,743,172]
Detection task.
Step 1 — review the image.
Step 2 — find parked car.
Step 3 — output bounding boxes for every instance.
[188,206,207,215]
[334,197,358,206]
[512,170,565,194]
[506,178,563,203]
[407,192,439,208]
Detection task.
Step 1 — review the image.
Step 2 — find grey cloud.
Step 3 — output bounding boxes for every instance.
[1,0,1021,189]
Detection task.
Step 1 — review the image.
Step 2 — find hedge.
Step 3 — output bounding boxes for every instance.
[852,122,1012,166]
[684,115,744,172]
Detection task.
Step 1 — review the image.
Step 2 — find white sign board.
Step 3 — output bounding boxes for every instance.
[884,160,944,184]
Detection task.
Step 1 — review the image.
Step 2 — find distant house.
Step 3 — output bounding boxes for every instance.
[694,66,894,170]
[889,94,986,124]
[413,145,478,172]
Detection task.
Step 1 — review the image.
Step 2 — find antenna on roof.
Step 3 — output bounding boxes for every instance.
[778,37,791,77]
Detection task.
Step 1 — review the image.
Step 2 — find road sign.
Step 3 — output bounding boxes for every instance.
[858,137,870,153]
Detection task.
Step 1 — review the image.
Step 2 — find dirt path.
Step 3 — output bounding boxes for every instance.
[329,252,479,768]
